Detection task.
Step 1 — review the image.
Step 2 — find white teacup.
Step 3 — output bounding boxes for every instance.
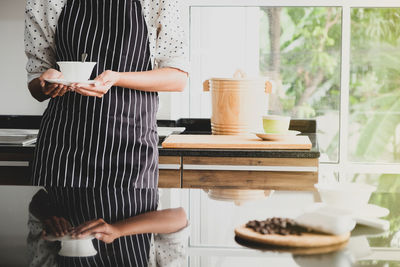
[45,234,97,257]
[57,61,97,82]
[59,237,97,257]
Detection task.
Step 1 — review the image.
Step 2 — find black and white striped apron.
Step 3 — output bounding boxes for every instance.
[46,187,158,266]
[31,1,159,265]
[31,0,159,189]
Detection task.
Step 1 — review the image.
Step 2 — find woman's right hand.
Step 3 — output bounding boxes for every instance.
[39,69,69,98]
[42,216,72,238]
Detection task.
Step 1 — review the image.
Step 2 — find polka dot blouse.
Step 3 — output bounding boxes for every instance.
[24,0,189,83]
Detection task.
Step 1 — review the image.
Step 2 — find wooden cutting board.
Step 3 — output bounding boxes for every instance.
[234,225,350,248]
[162,134,312,150]
[234,235,348,255]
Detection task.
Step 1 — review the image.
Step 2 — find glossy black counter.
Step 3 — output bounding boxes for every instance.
[0,116,320,158]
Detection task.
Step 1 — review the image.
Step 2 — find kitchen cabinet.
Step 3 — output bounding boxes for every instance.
[0,116,320,190]
[0,151,31,185]
[158,156,181,188]
[0,151,183,188]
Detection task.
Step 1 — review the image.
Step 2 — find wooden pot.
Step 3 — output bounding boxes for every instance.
[204,71,272,135]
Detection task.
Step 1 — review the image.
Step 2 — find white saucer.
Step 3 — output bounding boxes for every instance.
[254,130,301,141]
[307,202,389,218]
[353,204,389,218]
[45,78,96,86]
[44,234,95,242]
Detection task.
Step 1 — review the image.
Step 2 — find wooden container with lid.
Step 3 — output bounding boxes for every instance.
[203,70,272,135]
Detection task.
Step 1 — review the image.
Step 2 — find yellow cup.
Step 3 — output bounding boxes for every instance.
[262,115,290,134]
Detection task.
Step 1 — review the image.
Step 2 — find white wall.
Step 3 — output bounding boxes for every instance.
[0,0,48,115]
[189,7,261,118]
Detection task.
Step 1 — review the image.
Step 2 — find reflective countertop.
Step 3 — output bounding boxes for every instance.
[0,187,399,266]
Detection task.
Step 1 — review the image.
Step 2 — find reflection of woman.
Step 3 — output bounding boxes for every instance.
[28,188,189,267]
[25,0,188,265]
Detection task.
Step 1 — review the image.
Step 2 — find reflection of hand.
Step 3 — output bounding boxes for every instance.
[72,70,120,98]
[71,218,121,244]
[42,216,72,237]
[39,69,70,98]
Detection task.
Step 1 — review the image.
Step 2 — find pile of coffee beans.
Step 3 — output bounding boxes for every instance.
[246,217,310,236]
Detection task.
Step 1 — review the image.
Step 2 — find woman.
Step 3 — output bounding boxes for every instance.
[25,0,188,265]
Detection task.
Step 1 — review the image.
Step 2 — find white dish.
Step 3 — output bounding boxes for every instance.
[296,203,356,235]
[354,204,389,218]
[45,234,97,257]
[157,127,186,137]
[254,130,301,141]
[310,202,389,218]
[307,202,390,231]
[354,217,390,231]
[45,78,97,86]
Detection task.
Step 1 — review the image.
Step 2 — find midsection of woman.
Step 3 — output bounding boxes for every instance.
[25,0,188,188]
[25,0,188,265]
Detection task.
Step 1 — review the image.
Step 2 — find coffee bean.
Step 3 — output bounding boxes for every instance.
[245,217,310,236]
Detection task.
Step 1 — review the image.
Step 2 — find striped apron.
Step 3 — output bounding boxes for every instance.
[46,187,158,266]
[31,0,159,189]
[30,0,160,265]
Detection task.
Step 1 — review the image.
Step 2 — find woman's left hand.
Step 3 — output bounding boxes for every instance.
[72,70,120,98]
[70,218,121,244]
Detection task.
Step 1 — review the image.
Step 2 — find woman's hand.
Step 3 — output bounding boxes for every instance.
[39,69,70,98]
[70,218,121,244]
[72,70,120,98]
[42,216,72,238]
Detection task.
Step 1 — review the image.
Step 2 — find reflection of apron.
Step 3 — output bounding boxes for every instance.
[46,187,158,266]
[32,0,159,189]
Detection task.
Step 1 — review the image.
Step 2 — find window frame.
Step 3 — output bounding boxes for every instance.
[181,0,400,182]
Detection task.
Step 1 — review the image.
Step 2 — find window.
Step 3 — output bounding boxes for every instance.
[189,6,341,162]
[350,8,400,164]
[185,0,400,184]
[182,1,400,266]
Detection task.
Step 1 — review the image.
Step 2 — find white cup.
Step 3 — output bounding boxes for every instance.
[57,61,97,82]
[58,236,97,257]
[314,182,376,211]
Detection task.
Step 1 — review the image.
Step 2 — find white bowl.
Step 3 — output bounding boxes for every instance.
[46,234,97,257]
[57,61,97,82]
[314,182,376,211]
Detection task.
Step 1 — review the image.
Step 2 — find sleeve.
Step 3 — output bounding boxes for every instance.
[154,0,189,74]
[24,3,57,84]
[153,222,190,267]
[27,213,59,267]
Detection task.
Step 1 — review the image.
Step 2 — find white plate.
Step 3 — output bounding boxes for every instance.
[45,78,97,86]
[354,204,389,218]
[44,234,95,242]
[254,130,301,141]
[306,202,389,218]
[157,127,186,137]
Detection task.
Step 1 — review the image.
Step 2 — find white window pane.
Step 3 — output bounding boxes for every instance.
[349,8,400,163]
[190,7,341,162]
